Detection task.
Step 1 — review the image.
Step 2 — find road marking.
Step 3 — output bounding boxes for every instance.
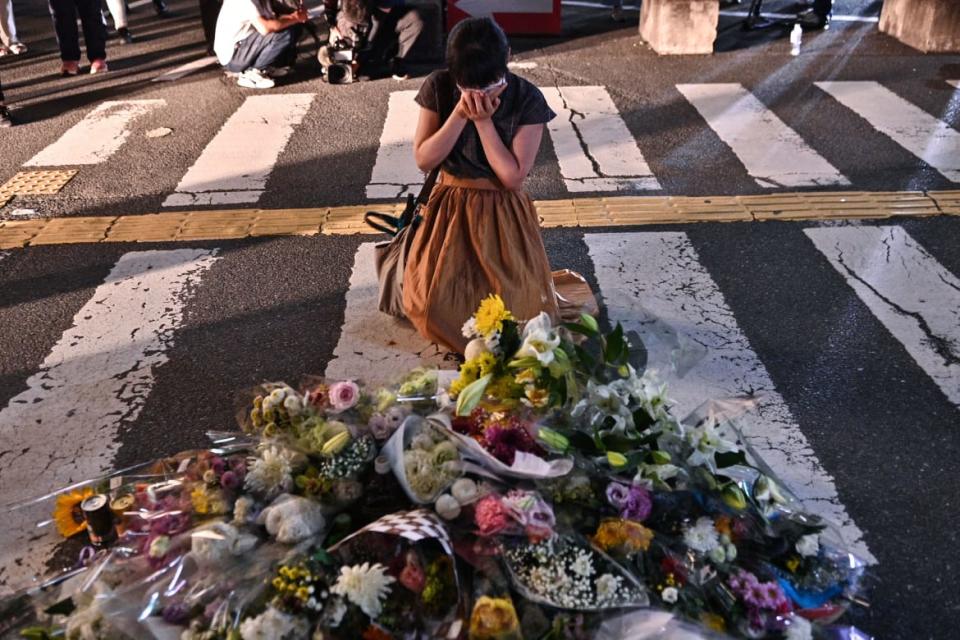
[806,226,960,409]
[367,91,424,200]
[24,100,166,167]
[324,243,454,385]
[163,94,314,207]
[717,9,879,23]
[152,55,219,83]
[455,0,552,16]
[508,61,539,70]
[585,231,874,562]
[543,86,660,193]
[676,83,849,189]
[816,81,960,183]
[0,249,218,594]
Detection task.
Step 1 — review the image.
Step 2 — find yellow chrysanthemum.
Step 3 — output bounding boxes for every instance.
[592,518,654,555]
[53,487,95,538]
[474,294,514,337]
[476,352,498,377]
[469,595,520,640]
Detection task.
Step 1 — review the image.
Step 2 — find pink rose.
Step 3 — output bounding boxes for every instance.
[328,381,360,412]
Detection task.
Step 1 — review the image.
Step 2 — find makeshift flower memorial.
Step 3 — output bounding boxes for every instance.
[12,296,872,640]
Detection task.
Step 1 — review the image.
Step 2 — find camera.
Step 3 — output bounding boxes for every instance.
[319,38,358,84]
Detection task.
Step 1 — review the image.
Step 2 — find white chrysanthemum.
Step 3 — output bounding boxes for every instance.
[570,551,594,577]
[683,517,721,553]
[331,562,395,619]
[245,446,295,499]
[784,614,813,640]
[796,534,820,558]
[661,586,679,604]
[239,606,309,640]
[462,316,479,339]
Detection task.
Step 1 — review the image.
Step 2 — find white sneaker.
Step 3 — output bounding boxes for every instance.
[237,68,275,89]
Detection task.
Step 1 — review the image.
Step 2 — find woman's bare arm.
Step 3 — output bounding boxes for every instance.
[413,102,469,172]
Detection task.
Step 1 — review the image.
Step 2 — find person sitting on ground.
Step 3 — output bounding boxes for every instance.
[214,0,308,89]
[332,0,423,80]
[403,17,596,353]
[0,0,27,56]
[1,74,13,127]
[49,0,108,75]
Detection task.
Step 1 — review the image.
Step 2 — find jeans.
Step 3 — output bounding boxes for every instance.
[225,25,301,73]
[0,0,19,47]
[49,0,107,62]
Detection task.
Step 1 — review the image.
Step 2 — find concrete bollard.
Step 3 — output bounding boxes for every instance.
[639,0,720,55]
[880,0,960,53]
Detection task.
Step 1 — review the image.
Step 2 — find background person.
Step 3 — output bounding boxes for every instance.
[104,0,135,44]
[49,0,109,75]
[334,0,423,79]
[0,0,27,56]
[0,74,12,126]
[214,0,308,88]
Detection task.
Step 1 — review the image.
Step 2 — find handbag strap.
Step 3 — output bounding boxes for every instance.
[363,211,401,235]
[399,166,440,227]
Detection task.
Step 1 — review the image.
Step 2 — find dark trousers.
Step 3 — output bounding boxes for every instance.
[49,0,107,62]
[225,25,301,73]
[337,7,423,70]
[0,74,5,102]
[199,0,222,49]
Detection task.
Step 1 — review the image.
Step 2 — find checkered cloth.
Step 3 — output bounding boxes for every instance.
[330,508,453,555]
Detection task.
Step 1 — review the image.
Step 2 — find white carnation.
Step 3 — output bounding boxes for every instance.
[683,517,721,553]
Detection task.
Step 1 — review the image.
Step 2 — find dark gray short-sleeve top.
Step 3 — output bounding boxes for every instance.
[414,70,556,180]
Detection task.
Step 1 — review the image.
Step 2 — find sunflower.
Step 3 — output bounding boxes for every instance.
[474,294,514,337]
[53,487,94,538]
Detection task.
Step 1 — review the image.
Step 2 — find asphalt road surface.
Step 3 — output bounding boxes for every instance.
[1,1,959,638]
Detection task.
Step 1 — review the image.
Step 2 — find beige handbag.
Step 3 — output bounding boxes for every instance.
[366,167,440,318]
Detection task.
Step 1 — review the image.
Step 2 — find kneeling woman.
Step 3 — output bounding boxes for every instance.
[405,17,587,353]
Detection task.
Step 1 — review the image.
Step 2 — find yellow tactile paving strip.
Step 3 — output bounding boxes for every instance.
[0,170,78,209]
[0,190,956,249]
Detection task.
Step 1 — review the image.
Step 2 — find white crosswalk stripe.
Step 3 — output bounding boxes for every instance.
[366,91,425,200]
[806,226,960,410]
[816,81,960,183]
[0,248,219,593]
[585,231,874,562]
[25,100,166,167]
[543,85,661,192]
[676,83,849,188]
[324,242,454,384]
[162,94,315,207]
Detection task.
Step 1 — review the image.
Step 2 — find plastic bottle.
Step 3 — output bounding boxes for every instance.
[790,24,803,56]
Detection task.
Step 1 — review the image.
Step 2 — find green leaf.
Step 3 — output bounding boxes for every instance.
[650,450,672,465]
[508,356,541,370]
[563,322,595,337]
[500,320,521,356]
[43,597,76,616]
[715,450,749,469]
[604,324,625,363]
[18,628,52,640]
[456,374,492,416]
[601,433,638,453]
[573,344,596,370]
[569,431,599,454]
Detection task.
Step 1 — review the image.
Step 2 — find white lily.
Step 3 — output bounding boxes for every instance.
[684,415,740,470]
[516,312,561,365]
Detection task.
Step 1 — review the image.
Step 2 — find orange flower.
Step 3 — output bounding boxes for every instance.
[714,516,732,539]
[53,487,94,538]
[592,518,653,555]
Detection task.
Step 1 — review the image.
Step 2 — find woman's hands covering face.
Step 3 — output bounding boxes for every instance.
[456,83,507,122]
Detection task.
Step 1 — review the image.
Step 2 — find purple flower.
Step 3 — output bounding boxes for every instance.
[220,470,241,491]
[621,485,652,522]
[162,602,191,625]
[229,457,246,472]
[605,481,630,509]
[210,456,226,475]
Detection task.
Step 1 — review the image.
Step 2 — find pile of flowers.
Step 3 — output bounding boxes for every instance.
[1,296,870,640]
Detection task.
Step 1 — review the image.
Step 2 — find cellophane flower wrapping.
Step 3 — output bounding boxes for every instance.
[0,298,874,640]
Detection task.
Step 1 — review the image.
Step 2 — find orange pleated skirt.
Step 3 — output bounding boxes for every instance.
[402,172,595,354]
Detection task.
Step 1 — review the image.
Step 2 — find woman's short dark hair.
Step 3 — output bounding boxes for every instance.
[446,17,509,89]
